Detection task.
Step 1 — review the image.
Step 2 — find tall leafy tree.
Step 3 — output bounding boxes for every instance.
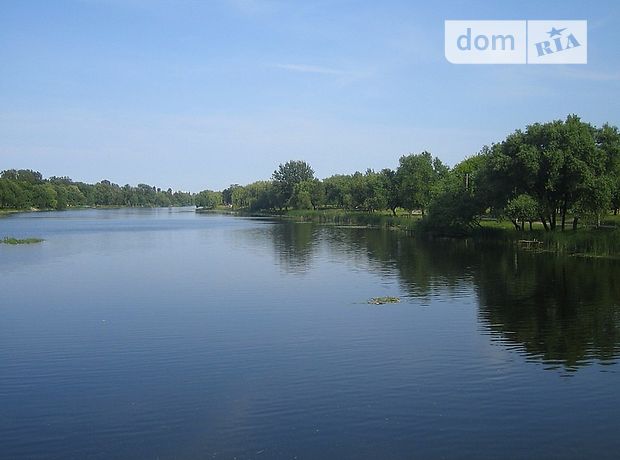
[292,179,325,210]
[379,168,401,216]
[195,190,223,209]
[397,151,448,215]
[272,160,315,209]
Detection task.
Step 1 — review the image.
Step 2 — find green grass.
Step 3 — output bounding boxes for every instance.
[1,237,44,245]
[474,221,620,258]
[211,207,620,258]
[279,208,422,232]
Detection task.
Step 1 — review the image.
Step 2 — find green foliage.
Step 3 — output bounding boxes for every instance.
[31,184,58,210]
[0,169,194,210]
[3,115,619,235]
[323,174,353,208]
[505,194,539,230]
[222,184,240,206]
[397,151,448,215]
[379,168,401,215]
[291,179,320,210]
[348,170,388,211]
[481,115,619,231]
[195,190,223,209]
[574,176,612,227]
[230,181,276,211]
[1,237,44,244]
[272,160,315,208]
[1,169,43,183]
[368,296,400,305]
[423,155,488,233]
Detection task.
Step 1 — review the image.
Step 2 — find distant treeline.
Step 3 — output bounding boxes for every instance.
[207,115,620,232]
[0,170,193,210]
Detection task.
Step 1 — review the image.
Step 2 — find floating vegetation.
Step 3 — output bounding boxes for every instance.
[1,237,44,245]
[368,296,400,305]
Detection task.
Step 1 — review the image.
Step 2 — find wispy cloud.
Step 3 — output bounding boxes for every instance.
[274,63,347,76]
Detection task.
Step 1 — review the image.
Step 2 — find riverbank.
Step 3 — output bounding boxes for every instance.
[268,208,421,232]
[1,205,195,217]
[221,208,620,259]
[0,208,32,216]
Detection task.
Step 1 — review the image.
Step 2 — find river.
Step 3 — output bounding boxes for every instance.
[1,208,619,459]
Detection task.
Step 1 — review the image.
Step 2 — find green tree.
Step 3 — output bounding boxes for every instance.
[31,184,58,209]
[272,160,315,209]
[425,156,487,233]
[1,169,43,183]
[245,181,276,211]
[574,176,612,228]
[66,185,86,207]
[323,174,352,208]
[53,184,69,210]
[596,123,620,215]
[0,178,30,208]
[195,190,223,209]
[380,168,401,216]
[397,152,448,216]
[348,170,387,212]
[222,184,241,206]
[505,194,539,231]
[487,115,610,231]
[292,179,325,210]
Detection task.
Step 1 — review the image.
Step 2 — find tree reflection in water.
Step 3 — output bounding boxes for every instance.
[265,221,620,369]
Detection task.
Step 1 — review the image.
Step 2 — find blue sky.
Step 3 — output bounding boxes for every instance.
[1,0,619,191]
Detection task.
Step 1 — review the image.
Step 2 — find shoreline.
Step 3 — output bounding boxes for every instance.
[1,205,196,217]
[205,208,620,260]
[4,206,620,259]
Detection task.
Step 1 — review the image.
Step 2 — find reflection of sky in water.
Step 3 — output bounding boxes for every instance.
[1,209,620,459]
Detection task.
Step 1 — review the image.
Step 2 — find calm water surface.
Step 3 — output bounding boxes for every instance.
[1,208,620,459]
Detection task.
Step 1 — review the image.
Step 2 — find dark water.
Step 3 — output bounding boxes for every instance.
[1,208,620,459]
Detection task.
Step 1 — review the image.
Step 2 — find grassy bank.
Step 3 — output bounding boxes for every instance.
[503,227,620,259]
[281,209,421,231]
[254,208,620,259]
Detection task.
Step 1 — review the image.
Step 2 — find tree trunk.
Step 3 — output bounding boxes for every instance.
[540,214,549,231]
[529,221,533,231]
[572,216,579,230]
[560,200,567,231]
[391,207,397,216]
[511,219,520,231]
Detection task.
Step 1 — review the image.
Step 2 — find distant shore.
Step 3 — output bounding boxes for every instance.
[1,205,195,216]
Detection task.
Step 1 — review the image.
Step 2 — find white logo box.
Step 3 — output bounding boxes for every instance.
[445,20,587,64]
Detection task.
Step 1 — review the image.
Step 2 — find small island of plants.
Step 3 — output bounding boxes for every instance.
[1,237,44,245]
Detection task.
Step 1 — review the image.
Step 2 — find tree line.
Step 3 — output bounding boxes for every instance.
[4,115,619,232]
[0,170,193,210]
[207,115,620,232]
